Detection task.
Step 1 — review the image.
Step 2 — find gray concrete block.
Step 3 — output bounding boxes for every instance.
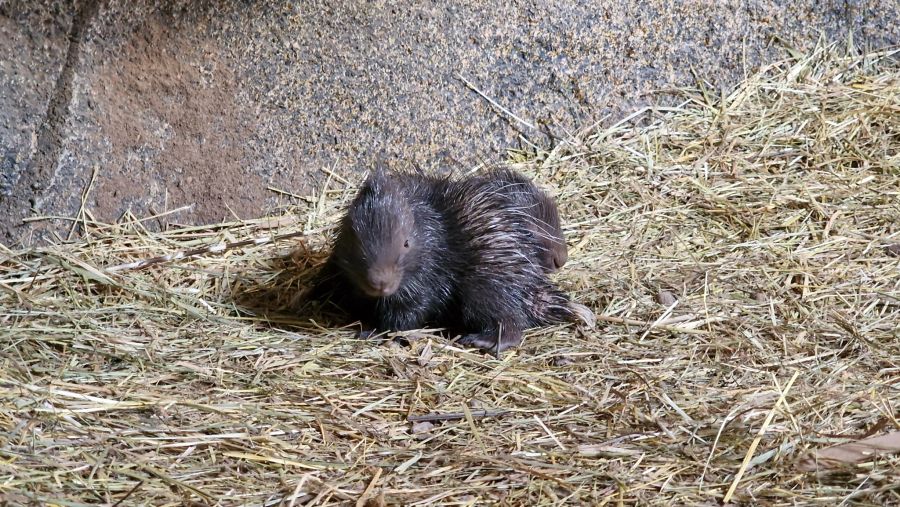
[0,1,74,242]
[1,0,897,245]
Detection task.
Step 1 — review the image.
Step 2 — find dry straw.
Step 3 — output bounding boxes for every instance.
[2,41,899,505]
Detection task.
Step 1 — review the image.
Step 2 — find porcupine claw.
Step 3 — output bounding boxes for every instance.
[570,302,596,329]
[457,328,523,353]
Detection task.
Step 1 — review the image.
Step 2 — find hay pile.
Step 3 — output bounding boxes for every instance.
[2,42,899,505]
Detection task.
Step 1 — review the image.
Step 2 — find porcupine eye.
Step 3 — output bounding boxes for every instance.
[396,239,410,263]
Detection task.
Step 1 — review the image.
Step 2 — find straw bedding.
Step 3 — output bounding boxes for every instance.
[1,42,898,505]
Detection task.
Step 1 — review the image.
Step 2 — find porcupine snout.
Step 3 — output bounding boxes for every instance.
[364,266,402,297]
[551,241,568,270]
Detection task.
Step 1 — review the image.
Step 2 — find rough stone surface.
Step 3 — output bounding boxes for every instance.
[0,1,73,232]
[1,0,898,245]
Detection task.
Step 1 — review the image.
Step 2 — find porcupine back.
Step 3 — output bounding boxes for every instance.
[441,172,588,351]
[472,168,568,272]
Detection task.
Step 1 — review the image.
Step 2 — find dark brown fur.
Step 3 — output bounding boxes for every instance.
[473,168,568,272]
[310,168,593,353]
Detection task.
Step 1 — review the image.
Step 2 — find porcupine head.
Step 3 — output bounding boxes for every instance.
[333,169,418,299]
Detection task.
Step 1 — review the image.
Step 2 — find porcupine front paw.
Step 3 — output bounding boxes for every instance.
[569,302,596,329]
[456,327,524,353]
[358,327,382,340]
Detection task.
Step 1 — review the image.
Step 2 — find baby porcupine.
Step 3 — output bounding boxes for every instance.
[310,167,594,352]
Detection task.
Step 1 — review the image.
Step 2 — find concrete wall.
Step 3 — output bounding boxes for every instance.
[1,0,897,245]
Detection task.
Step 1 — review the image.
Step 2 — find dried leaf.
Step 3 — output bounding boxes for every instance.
[578,444,642,458]
[411,421,434,434]
[42,253,117,286]
[657,290,677,305]
[222,451,326,470]
[417,340,433,367]
[553,356,574,367]
[394,452,423,474]
[797,431,900,472]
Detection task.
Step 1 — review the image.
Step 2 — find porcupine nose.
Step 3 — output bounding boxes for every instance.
[367,268,400,297]
[553,246,568,269]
